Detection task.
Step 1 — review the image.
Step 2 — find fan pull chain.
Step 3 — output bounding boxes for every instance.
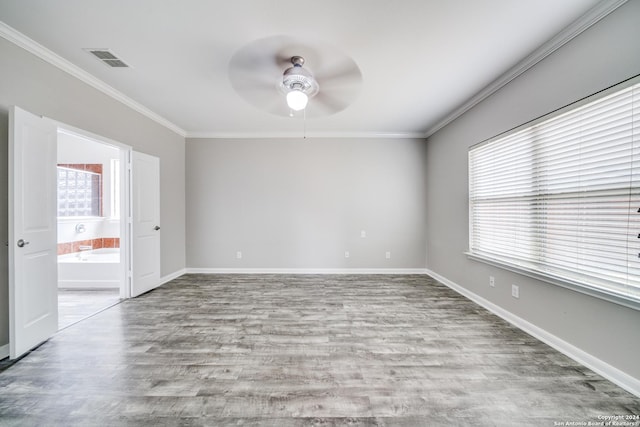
[303,107,307,140]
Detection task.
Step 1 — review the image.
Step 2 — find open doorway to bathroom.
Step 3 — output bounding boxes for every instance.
[56,129,124,330]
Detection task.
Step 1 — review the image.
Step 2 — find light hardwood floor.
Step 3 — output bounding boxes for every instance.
[0,274,638,426]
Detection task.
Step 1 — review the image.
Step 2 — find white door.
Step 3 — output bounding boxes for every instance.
[131,151,161,297]
[8,106,58,359]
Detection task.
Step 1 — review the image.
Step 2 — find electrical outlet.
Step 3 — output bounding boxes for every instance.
[345,251,350,258]
[489,276,495,287]
[236,251,242,259]
[360,230,367,238]
[511,284,519,299]
[385,251,391,259]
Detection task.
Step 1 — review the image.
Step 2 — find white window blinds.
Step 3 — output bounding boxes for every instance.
[469,79,640,306]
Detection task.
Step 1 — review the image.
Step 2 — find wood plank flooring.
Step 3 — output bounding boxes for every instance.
[1,274,639,426]
[58,288,121,330]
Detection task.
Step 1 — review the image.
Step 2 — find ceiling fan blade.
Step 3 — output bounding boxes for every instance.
[308,67,362,117]
[229,72,278,109]
[231,67,275,88]
[313,57,362,90]
[230,35,314,79]
[228,39,283,112]
[307,91,352,117]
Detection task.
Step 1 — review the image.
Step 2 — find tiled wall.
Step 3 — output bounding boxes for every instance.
[57,237,120,255]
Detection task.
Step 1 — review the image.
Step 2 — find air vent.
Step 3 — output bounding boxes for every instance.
[84,48,130,68]
[103,59,129,68]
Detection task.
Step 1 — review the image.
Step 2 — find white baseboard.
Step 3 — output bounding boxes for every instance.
[426,269,640,398]
[160,268,187,285]
[0,343,9,359]
[186,268,429,275]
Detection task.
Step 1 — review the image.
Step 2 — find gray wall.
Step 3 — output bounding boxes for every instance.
[0,37,187,347]
[186,137,427,269]
[425,0,640,379]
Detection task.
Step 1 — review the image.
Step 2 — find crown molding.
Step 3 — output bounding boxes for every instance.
[185,131,426,140]
[424,0,628,138]
[0,21,187,138]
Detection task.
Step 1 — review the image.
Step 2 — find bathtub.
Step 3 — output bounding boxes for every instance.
[58,248,121,289]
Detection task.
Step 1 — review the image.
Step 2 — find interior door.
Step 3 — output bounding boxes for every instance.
[131,151,161,297]
[8,106,58,359]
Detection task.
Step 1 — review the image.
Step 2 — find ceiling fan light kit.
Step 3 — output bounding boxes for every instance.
[286,90,308,111]
[281,56,319,112]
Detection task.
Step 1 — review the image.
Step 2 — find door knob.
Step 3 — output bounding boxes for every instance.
[154,226,161,231]
[17,239,30,248]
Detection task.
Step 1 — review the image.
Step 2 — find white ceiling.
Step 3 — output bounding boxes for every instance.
[0,0,610,138]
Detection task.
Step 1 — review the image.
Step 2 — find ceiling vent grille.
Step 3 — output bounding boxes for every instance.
[85,49,130,68]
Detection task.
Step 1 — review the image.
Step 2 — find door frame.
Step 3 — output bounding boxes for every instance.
[54,123,133,299]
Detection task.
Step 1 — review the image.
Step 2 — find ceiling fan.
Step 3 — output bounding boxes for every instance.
[228,35,362,118]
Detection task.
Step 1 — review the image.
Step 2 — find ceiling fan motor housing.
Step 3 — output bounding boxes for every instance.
[281,56,319,97]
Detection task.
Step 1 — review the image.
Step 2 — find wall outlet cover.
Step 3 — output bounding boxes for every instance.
[512,284,519,298]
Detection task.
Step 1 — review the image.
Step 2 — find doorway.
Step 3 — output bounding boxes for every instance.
[56,128,126,329]
[9,106,160,359]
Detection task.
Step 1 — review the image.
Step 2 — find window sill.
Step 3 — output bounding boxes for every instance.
[465,252,640,311]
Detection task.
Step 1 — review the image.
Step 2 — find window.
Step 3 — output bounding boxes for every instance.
[468,78,640,307]
[57,166,102,217]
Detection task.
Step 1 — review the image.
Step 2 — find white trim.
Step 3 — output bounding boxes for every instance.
[425,269,640,398]
[0,343,9,360]
[424,0,628,138]
[159,268,187,285]
[186,268,429,275]
[56,126,131,151]
[186,131,426,140]
[0,21,187,138]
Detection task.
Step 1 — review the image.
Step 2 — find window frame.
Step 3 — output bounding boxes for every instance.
[467,75,640,311]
